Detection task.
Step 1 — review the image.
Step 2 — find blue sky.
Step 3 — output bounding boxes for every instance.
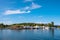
[0,0,60,25]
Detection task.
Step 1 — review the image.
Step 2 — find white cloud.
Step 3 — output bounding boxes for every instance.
[22,3,41,12]
[31,2,42,9]
[23,2,42,10]
[4,1,42,15]
[4,2,42,15]
[24,0,42,9]
[4,10,31,15]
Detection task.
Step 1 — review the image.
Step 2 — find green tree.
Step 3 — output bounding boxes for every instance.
[0,23,5,28]
[51,22,54,27]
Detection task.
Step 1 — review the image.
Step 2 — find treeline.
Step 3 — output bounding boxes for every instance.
[0,22,54,28]
[0,23,10,29]
[12,22,54,27]
[0,22,59,29]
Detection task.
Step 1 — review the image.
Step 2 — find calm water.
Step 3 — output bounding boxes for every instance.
[0,28,60,40]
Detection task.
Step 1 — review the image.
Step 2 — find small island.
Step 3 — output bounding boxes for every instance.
[0,22,60,30]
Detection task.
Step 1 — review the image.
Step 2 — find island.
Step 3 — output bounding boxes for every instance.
[0,22,60,30]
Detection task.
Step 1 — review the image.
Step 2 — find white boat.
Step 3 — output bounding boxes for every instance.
[45,27,49,30]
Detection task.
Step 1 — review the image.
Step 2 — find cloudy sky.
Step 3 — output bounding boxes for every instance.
[0,0,60,25]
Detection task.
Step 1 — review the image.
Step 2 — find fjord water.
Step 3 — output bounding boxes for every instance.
[0,28,60,40]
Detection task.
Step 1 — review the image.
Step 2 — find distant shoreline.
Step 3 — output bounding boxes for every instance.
[0,22,60,30]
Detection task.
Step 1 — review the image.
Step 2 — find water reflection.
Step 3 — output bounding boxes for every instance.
[0,27,60,40]
[49,28,54,40]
